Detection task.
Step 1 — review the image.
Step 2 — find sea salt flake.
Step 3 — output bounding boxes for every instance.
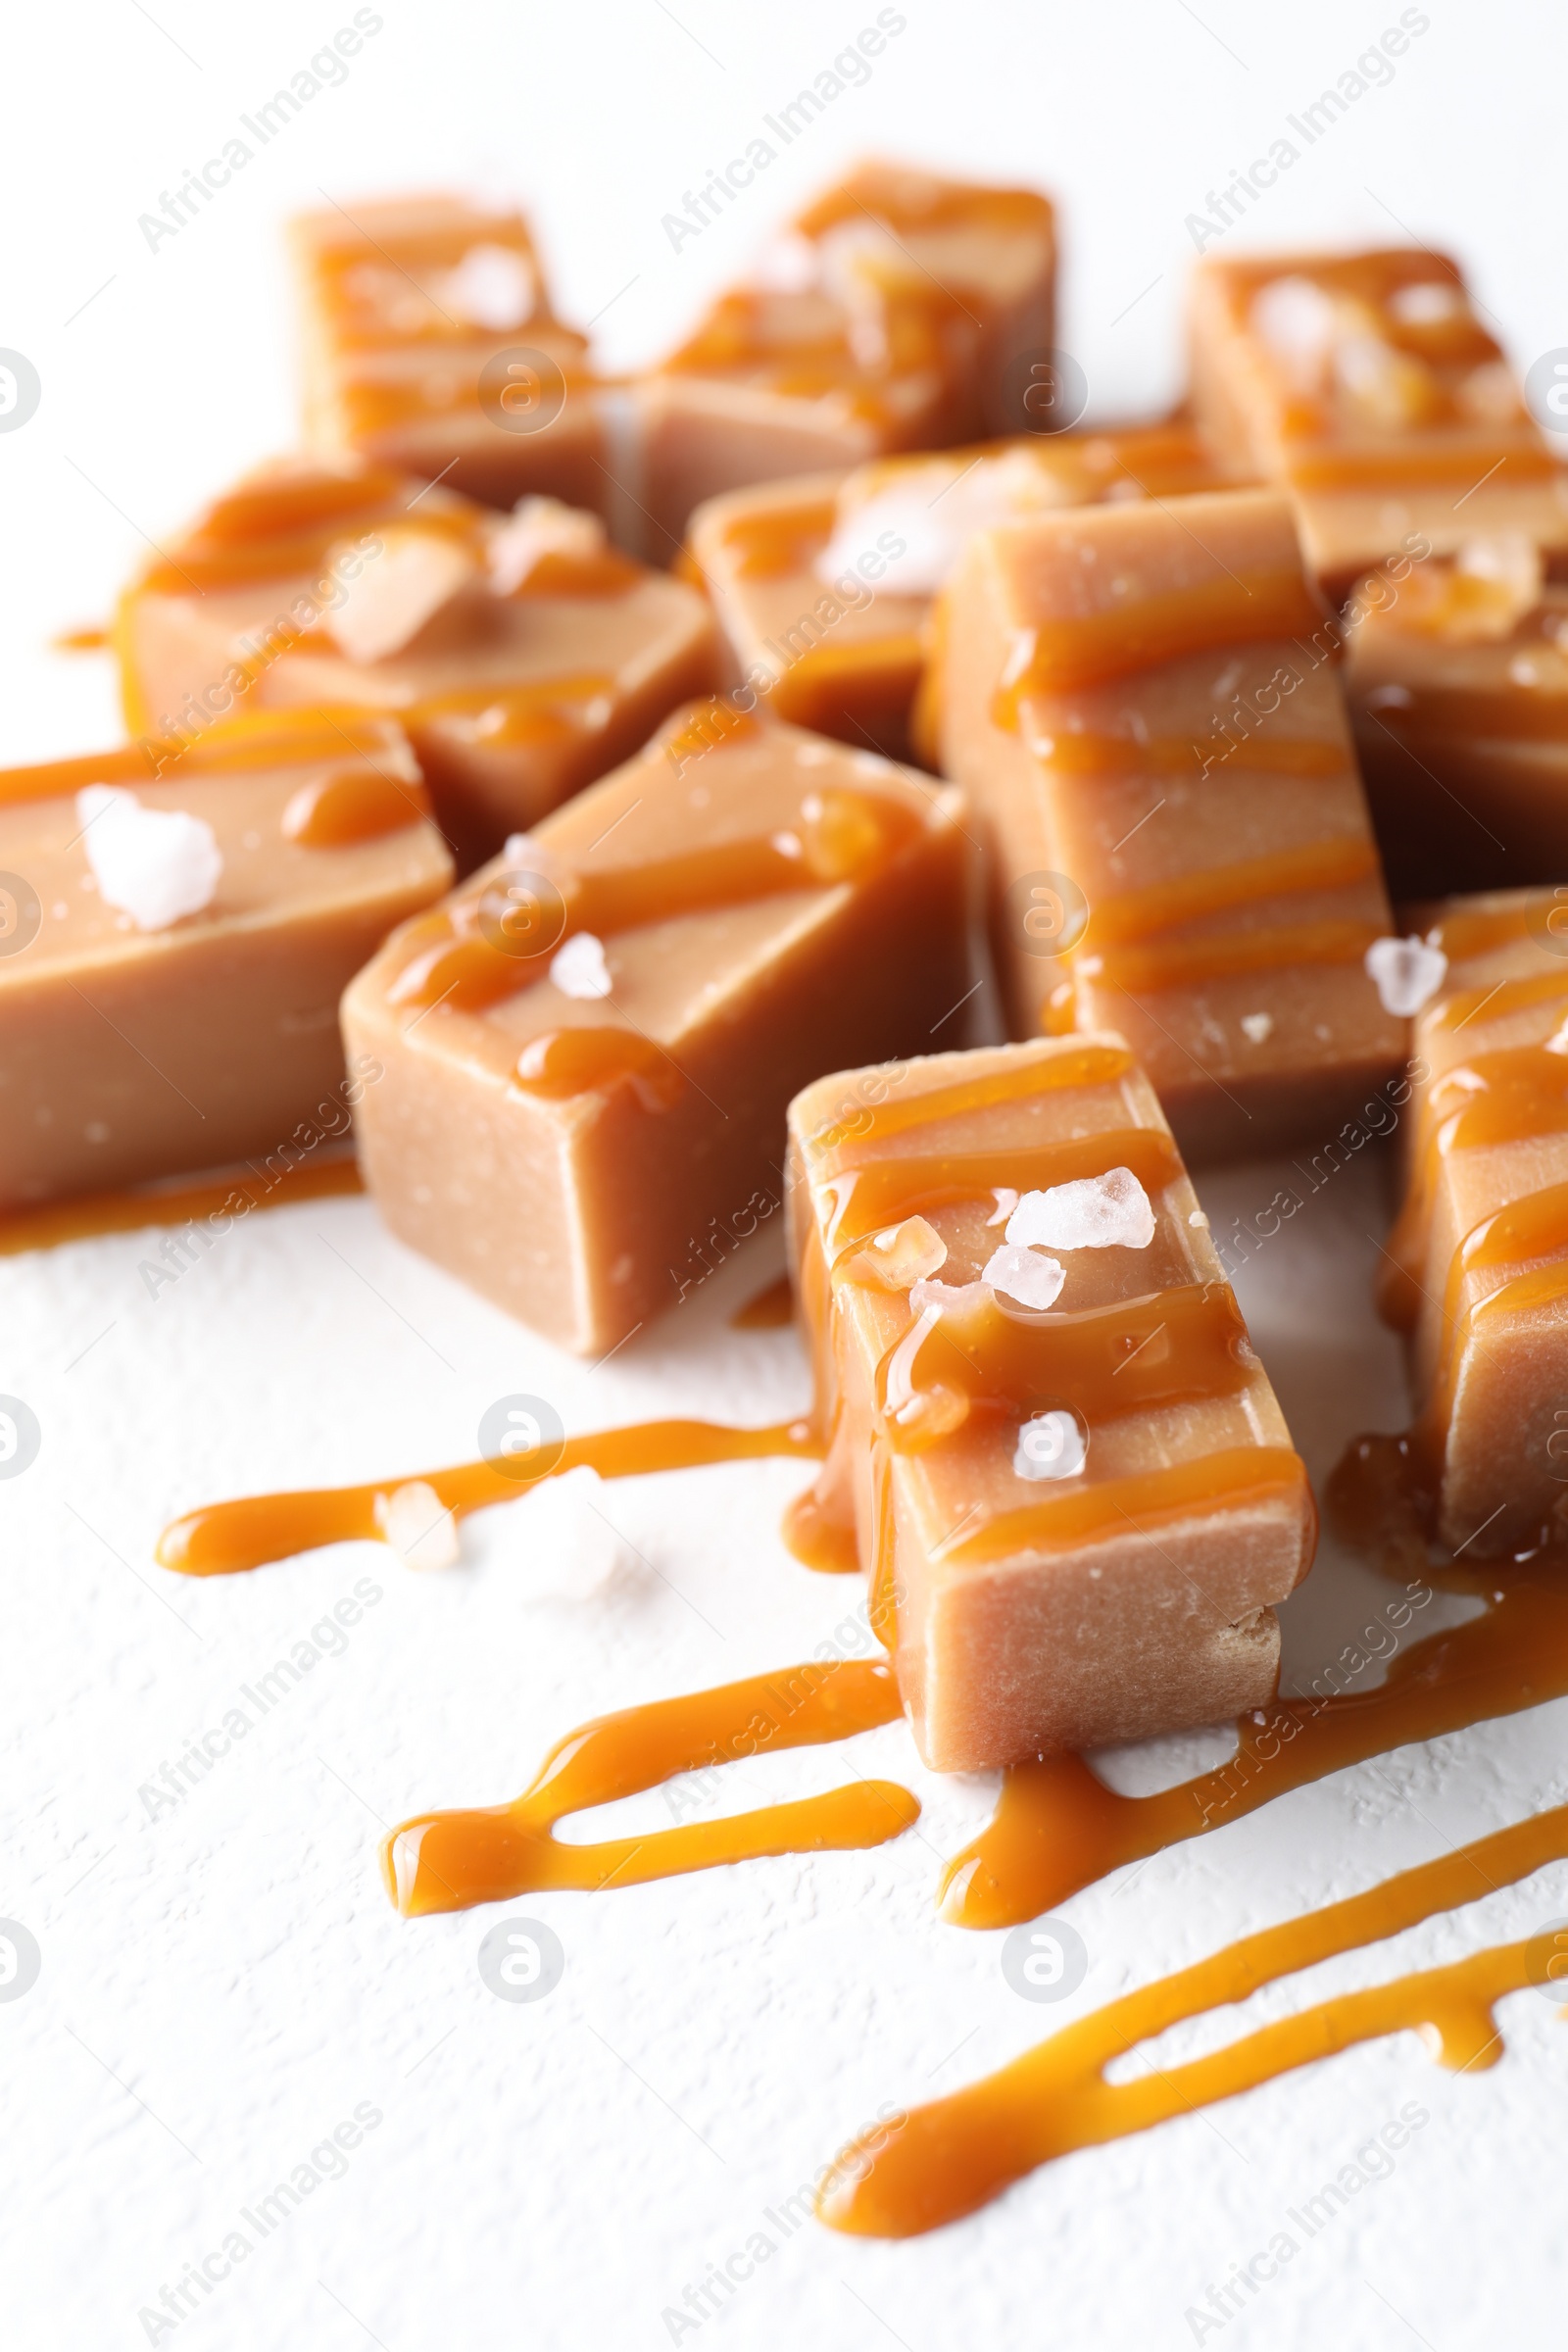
[1013,1409,1087,1483]
[437,241,536,330]
[323,525,477,663]
[986,1187,1020,1227]
[551,932,612,1000]
[1365,934,1447,1017]
[76,786,221,932]
[1240,1011,1274,1044]
[376,1481,461,1571]
[489,496,606,594]
[514,1465,628,1597]
[1006,1165,1155,1252]
[981,1244,1064,1311]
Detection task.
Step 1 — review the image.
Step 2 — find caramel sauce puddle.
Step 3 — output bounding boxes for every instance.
[381,1658,913,1916]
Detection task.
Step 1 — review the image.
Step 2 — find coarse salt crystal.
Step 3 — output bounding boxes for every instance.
[76,786,221,932]
[1240,1011,1274,1045]
[376,1480,461,1571]
[981,1243,1065,1311]
[551,932,612,1000]
[489,496,607,595]
[322,524,477,663]
[1365,934,1447,1018]
[1006,1165,1155,1252]
[437,241,536,330]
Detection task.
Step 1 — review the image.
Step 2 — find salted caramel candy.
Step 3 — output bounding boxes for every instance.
[787,1035,1315,1769]
[1189,247,1568,597]
[1345,537,1568,895]
[686,424,1234,765]
[342,705,972,1354]
[637,163,1056,557]
[116,457,719,870]
[1375,889,1568,1555]
[292,194,608,516]
[0,712,452,1209]
[938,486,1405,1163]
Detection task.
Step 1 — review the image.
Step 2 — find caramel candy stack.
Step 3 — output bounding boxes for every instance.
[292,194,608,516]
[1379,889,1568,1556]
[787,1035,1316,1769]
[686,423,1234,765]
[938,485,1404,1161]
[1190,247,1568,598]
[345,705,972,1354]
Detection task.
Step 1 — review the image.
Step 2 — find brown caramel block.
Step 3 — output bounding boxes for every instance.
[1386,890,1568,1552]
[637,164,1056,555]
[1346,548,1568,896]
[786,1035,1314,1769]
[1189,247,1568,599]
[291,194,609,516]
[686,426,1236,767]
[342,707,973,1355]
[938,486,1404,1164]
[116,458,719,871]
[0,713,452,1209]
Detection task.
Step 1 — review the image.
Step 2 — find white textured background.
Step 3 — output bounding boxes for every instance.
[3,4,1566,2347]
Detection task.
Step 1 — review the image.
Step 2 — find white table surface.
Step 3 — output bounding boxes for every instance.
[3,5,1564,2345]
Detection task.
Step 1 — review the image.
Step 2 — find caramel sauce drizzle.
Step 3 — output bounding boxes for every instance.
[938,1445,1309,1570]
[770,634,927,735]
[722,498,837,580]
[0,1152,362,1258]
[821,1797,1568,2238]
[157,1418,821,1577]
[1287,440,1555,492]
[824,1128,1184,1257]
[281,762,431,846]
[380,1658,914,1917]
[995,568,1327,710]
[1092,916,1383,998]
[387,776,926,1017]
[807,1039,1133,1166]
[0,708,413,808]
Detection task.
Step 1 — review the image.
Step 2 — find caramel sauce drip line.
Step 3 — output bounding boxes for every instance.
[381,1656,913,1916]
[158,1418,820,1577]
[820,1796,1568,2239]
[0,1152,362,1258]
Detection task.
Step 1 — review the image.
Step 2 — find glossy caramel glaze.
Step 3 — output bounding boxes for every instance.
[994,568,1326,710]
[380,1658,912,1915]
[386,770,927,1016]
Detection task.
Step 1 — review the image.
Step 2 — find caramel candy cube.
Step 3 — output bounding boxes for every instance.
[291,194,608,517]
[686,425,1234,766]
[116,457,719,871]
[1378,889,1568,1554]
[637,163,1055,555]
[938,486,1404,1163]
[1189,247,1568,598]
[787,1035,1315,1769]
[0,713,452,1209]
[1345,539,1568,896]
[342,706,973,1354]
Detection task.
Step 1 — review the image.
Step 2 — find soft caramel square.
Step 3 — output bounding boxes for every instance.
[291,193,608,517]
[787,1035,1314,1769]
[1346,546,1568,896]
[115,457,719,870]
[637,163,1055,555]
[1189,246,1568,597]
[0,712,452,1209]
[342,706,973,1355]
[686,425,1234,766]
[938,486,1404,1162]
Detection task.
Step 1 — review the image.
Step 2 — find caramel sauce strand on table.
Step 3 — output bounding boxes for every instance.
[0,1152,363,1258]
[941,1462,1568,1929]
[379,1658,914,1916]
[822,1800,1568,2238]
[158,1417,822,1576]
